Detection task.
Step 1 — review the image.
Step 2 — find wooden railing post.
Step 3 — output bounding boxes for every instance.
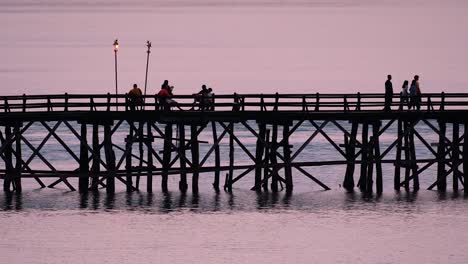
[356,92,361,111]
[64,93,69,112]
[315,92,320,111]
[274,93,279,111]
[22,94,26,112]
[107,93,111,111]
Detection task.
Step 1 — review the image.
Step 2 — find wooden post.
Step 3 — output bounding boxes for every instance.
[409,125,419,191]
[191,125,200,193]
[437,120,447,191]
[254,123,266,191]
[403,121,411,191]
[343,122,358,190]
[125,124,134,192]
[227,122,234,192]
[178,124,188,192]
[3,125,13,192]
[90,124,100,191]
[136,122,144,189]
[79,123,89,193]
[373,122,383,194]
[14,123,22,193]
[270,123,279,192]
[146,121,154,193]
[162,124,172,192]
[283,123,293,192]
[263,129,270,191]
[104,124,115,193]
[452,123,460,192]
[394,119,403,190]
[463,123,468,195]
[366,136,374,193]
[359,123,368,192]
[212,121,220,190]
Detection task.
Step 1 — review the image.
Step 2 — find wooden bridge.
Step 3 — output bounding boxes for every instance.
[1,92,467,194]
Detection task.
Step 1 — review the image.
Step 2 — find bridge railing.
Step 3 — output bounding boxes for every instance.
[2,92,468,113]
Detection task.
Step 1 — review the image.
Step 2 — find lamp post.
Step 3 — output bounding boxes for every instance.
[144,41,152,109]
[113,39,119,111]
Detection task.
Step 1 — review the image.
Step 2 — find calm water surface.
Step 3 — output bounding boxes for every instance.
[2,0,468,263]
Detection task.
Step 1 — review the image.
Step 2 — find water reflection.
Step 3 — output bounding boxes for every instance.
[2,189,468,213]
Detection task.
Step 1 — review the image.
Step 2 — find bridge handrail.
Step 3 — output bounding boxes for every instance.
[2,92,468,113]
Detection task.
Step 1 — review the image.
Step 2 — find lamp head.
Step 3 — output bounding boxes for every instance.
[113,39,119,52]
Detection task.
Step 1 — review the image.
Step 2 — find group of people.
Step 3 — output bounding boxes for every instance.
[385,74,422,111]
[127,80,214,111]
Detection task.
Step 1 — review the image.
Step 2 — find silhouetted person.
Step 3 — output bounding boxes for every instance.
[128,83,142,111]
[384,74,393,111]
[409,75,421,110]
[192,84,208,110]
[401,80,409,109]
[157,81,173,111]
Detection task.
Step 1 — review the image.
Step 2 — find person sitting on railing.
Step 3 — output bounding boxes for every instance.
[157,83,178,111]
[204,88,214,110]
[401,80,409,109]
[384,74,393,111]
[128,83,143,111]
[191,84,208,110]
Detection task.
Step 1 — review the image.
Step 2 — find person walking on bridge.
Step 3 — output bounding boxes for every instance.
[384,74,393,111]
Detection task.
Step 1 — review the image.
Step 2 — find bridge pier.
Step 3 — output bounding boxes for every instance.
[464,123,468,195]
[212,121,221,191]
[79,123,89,193]
[437,120,447,191]
[90,124,100,191]
[161,124,172,193]
[191,125,200,194]
[178,124,188,192]
[283,123,293,193]
[254,123,266,191]
[103,123,116,193]
[343,122,358,191]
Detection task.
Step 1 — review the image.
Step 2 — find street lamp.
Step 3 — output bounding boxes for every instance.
[113,39,119,111]
[144,40,152,109]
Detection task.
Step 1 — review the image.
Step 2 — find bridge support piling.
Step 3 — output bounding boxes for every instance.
[90,124,100,191]
[227,122,234,192]
[343,122,358,191]
[104,124,115,193]
[403,121,411,191]
[409,125,419,191]
[373,122,383,194]
[254,123,266,191]
[14,123,22,193]
[263,129,270,192]
[212,121,221,191]
[452,123,460,192]
[270,124,279,192]
[437,120,447,191]
[162,124,172,192]
[3,125,13,192]
[283,124,293,193]
[146,122,154,193]
[79,123,89,193]
[178,124,188,192]
[191,125,200,194]
[394,119,403,190]
[125,124,134,192]
[464,123,468,195]
[359,123,369,192]
[136,122,144,190]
